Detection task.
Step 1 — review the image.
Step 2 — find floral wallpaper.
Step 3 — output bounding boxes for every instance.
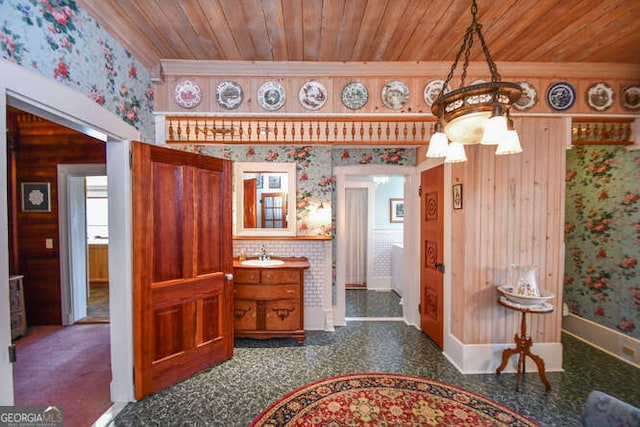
[177,145,416,236]
[565,145,640,339]
[0,0,155,141]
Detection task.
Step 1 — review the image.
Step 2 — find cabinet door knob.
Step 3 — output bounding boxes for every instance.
[225,273,234,281]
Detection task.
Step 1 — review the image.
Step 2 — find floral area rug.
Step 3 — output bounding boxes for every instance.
[251,373,539,426]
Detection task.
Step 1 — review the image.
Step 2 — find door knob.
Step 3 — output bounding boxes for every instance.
[434,263,445,273]
[225,273,234,281]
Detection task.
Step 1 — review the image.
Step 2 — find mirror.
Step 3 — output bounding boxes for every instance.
[234,162,297,237]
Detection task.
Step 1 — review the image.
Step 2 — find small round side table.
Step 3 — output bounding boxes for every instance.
[495,296,554,391]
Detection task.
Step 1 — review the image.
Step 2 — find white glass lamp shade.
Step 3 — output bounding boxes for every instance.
[426,131,449,158]
[444,111,490,145]
[495,129,522,155]
[480,114,508,145]
[444,141,467,163]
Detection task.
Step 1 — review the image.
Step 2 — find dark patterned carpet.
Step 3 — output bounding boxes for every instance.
[111,322,640,426]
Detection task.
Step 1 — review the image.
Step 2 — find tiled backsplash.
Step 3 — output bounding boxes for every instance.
[372,230,404,277]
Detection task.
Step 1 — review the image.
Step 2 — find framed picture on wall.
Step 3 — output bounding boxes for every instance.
[390,198,404,223]
[453,184,463,210]
[22,182,51,212]
[268,175,281,189]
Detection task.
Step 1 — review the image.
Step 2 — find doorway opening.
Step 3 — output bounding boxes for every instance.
[82,175,110,322]
[1,59,137,407]
[336,168,409,323]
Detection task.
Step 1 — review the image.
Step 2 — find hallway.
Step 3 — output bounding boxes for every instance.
[345,289,402,318]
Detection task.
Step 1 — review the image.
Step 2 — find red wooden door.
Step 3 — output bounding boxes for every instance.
[131,141,233,399]
[420,166,444,348]
[243,178,257,228]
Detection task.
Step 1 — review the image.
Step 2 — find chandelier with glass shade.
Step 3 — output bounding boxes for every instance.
[427,0,523,163]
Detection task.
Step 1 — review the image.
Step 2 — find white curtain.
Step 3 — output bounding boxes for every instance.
[345,188,367,286]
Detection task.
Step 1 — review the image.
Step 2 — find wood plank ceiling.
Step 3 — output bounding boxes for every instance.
[78,0,640,75]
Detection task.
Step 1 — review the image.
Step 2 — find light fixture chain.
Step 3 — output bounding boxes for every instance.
[435,28,473,114]
[460,26,475,87]
[475,23,501,82]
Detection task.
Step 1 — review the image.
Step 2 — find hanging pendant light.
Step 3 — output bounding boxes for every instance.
[444,141,468,163]
[495,117,523,155]
[427,0,522,161]
[426,122,450,158]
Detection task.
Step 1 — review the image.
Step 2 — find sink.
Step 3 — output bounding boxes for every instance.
[241,259,285,267]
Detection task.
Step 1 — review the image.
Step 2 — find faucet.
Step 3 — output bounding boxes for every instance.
[259,245,270,261]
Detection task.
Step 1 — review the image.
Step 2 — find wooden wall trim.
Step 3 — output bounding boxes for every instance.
[160,60,640,79]
[155,62,640,117]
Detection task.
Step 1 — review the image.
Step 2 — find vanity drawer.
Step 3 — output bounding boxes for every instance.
[234,284,299,300]
[234,268,260,284]
[261,269,301,284]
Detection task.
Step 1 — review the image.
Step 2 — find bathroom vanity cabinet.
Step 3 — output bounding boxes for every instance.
[233,257,309,344]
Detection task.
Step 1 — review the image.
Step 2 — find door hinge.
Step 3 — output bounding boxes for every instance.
[8,344,16,363]
[418,303,421,314]
[129,149,133,169]
[418,185,422,197]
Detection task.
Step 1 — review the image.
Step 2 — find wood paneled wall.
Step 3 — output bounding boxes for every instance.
[450,117,566,345]
[8,112,106,325]
[155,62,640,118]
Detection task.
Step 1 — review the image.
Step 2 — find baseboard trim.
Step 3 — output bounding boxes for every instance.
[562,313,639,368]
[444,334,564,374]
[304,307,329,331]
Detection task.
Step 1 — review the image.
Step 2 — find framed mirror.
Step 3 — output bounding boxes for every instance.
[234,162,297,237]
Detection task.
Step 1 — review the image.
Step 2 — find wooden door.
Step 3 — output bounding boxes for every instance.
[132,141,233,399]
[420,166,444,348]
[243,178,257,228]
[261,193,287,228]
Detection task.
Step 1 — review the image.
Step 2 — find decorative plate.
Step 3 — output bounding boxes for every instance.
[513,81,537,111]
[498,285,555,307]
[621,85,640,110]
[298,81,327,110]
[258,81,286,111]
[586,82,614,111]
[216,80,243,109]
[382,80,410,110]
[174,79,202,109]
[546,81,576,111]
[341,82,368,110]
[423,80,451,107]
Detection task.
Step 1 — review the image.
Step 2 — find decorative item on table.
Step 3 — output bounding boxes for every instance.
[498,264,554,306]
[216,80,243,109]
[174,79,202,109]
[514,264,540,297]
[426,0,523,163]
[498,286,555,307]
[586,82,614,111]
[381,80,409,110]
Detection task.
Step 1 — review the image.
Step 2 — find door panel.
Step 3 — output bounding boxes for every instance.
[420,166,444,348]
[132,141,233,399]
